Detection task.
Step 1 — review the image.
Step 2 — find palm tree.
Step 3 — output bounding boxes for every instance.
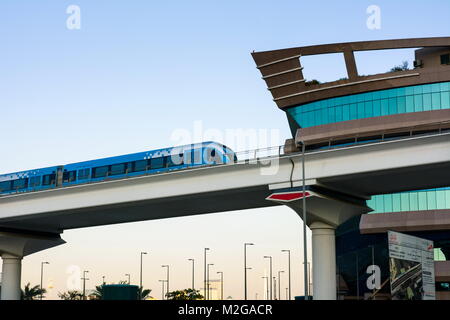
[166,289,204,300]
[90,285,104,300]
[57,290,84,300]
[138,287,152,300]
[21,283,46,300]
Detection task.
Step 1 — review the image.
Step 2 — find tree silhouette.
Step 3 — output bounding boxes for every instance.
[90,285,104,300]
[57,290,84,300]
[21,283,46,300]
[166,288,204,300]
[138,287,152,300]
[390,61,409,72]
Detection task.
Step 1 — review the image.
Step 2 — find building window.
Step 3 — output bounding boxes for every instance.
[441,54,450,65]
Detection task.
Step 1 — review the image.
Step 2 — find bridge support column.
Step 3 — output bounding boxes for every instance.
[1,254,22,300]
[267,186,372,300]
[310,222,336,300]
[0,229,66,300]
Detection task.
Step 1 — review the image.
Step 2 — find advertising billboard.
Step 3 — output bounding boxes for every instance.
[388,231,435,300]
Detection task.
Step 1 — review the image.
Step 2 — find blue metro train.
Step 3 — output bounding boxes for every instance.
[0,141,236,196]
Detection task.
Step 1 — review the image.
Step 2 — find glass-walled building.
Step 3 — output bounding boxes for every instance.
[285,81,450,299]
[252,38,450,299]
[285,81,450,216]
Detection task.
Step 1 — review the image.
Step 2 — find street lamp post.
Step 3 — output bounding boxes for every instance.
[82,270,89,300]
[244,243,254,300]
[40,262,49,300]
[162,265,169,298]
[308,262,312,296]
[300,140,309,300]
[281,249,291,300]
[207,263,214,300]
[204,248,210,300]
[263,256,273,300]
[262,276,269,300]
[125,273,131,284]
[140,252,147,290]
[217,271,223,300]
[273,277,277,300]
[278,271,284,300]
[159,280,166,300]
[102,276,105,285]
[303,261,312,297]
[188,258,195,290]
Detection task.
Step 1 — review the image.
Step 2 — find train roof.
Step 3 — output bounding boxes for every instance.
[0,166,61,181]
[0,141,233,178]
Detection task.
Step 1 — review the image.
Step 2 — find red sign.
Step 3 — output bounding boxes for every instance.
[266,191,311,202]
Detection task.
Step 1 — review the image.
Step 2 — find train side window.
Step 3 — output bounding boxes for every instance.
[12,178,28,189]
[29,176,41,187]
[151,157,164,169]
[110,163,126,175]
[193,149,202,164]
[166,156,176,167]
[205,148,217,163]
[183,150,193,165]
[93,166,109,178]
[78,168,90,180]
[63,171,77,182]
[42,174,55,186]
[0,181,12,192]
[170,153,184,166]
[133,160,148,172]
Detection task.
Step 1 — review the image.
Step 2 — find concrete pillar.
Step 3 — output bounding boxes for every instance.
[1,254,22,300]
[310,221,336,300]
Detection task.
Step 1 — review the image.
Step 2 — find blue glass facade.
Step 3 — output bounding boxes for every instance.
[286,82,450,129]
[367,187,450,213]
[285,82,450,214]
